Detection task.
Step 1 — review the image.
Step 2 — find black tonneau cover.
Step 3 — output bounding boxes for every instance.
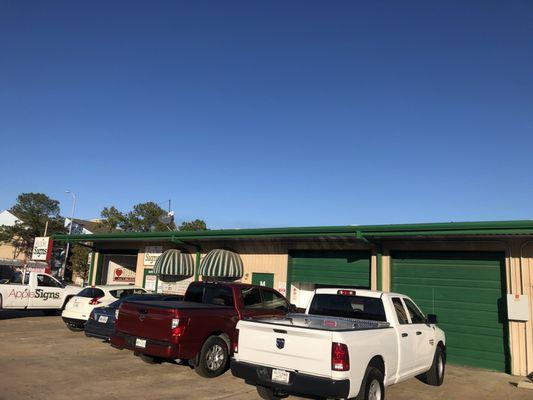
[123,300,231,310]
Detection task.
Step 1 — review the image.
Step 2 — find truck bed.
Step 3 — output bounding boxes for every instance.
[249,313,391,331]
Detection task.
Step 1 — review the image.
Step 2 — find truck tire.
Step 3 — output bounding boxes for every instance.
[256,386,288,400]
[356,366,385,400]
[418,346,445,386]
[194,336,229,378]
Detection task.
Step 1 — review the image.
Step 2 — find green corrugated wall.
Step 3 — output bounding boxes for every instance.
[289,250,371,287]
[391,251,509,372]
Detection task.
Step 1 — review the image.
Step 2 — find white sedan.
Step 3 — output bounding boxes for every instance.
[61,285,146,331]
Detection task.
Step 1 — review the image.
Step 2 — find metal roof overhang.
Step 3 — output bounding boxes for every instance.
[51,220,533,248]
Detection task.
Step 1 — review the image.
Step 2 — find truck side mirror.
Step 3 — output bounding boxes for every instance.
[427,314,438,324]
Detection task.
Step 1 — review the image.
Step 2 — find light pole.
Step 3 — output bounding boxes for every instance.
[62,191,77,278]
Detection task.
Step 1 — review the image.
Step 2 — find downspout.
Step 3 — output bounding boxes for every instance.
[195,249,200,282]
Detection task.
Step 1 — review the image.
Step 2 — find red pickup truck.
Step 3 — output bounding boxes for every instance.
[111,281,294,378]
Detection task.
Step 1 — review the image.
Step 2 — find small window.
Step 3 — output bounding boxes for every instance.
[241,287,263,309]
[261,289,288,311]
[184,284,204,303]
[392,297,409,325]
[403,298,426,324]
[37,275,62,288]
[204,286,234,306]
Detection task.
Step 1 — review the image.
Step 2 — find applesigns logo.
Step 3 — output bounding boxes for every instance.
[8,289,60,301]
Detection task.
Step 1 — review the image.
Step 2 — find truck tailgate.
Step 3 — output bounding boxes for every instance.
[237,319,333,378]
[117,301,176,342]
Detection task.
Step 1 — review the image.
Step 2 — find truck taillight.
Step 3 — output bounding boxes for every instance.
[89,297,102,305]
[233,329,239,353]
[171,317,188,337]
[337,290,356,296]
[331,342,350,371]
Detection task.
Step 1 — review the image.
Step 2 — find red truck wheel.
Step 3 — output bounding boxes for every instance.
[195,336,229,378]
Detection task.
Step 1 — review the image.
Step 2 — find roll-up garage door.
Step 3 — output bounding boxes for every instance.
[391,251,509,372]
[289,250,371,287]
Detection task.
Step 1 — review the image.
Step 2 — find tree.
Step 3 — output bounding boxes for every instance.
[69,245,91,281]
[0,193,65,257]
[98,202,176,232]
[178,219,207,231]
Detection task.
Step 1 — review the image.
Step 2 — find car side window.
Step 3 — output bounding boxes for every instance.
[261,289,288,311]
[392,297,409,325]
[37,274,62,288]
[241,287,263,309]
[403,298,426,324]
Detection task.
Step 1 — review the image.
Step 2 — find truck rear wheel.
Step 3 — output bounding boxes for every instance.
[356,366,385,400]
[418,346,445,386]
[195,336,229,378]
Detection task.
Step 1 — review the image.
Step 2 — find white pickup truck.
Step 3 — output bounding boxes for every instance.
[0,271,81,314]
[231,288,446,400]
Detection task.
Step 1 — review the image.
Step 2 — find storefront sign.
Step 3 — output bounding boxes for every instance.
[143,246,163,266]
[277,281,287,297]
[107,261,136,284]
[32,237,53,261]
[144,274,158,291]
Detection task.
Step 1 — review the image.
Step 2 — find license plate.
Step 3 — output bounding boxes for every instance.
[98,315,108,323]
[271,368,289,384]
[135,338,146,348]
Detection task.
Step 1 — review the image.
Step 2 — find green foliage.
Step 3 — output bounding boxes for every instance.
[0,193,65,257]
[70,245,91,280]
[178,219,207,231]
[98,202,176,232]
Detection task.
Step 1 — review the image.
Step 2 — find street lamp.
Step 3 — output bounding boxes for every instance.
[61,191,77,278]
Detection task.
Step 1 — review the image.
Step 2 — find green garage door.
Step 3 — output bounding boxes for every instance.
[289,250,371,287]
[391,251,509,372]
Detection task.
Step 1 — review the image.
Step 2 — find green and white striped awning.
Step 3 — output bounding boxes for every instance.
[153,249,194,281]
[199,249,243,279]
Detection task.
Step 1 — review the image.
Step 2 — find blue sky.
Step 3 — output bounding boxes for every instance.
[1,1,532,229]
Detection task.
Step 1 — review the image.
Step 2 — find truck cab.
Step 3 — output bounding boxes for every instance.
[0,271,81,312]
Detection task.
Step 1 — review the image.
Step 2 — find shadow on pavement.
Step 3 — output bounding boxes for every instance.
[0,310,53,320]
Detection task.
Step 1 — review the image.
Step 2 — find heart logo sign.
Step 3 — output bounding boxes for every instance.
[115,268,123,277]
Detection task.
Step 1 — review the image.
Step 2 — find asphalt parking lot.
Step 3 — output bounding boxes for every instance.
[0,311,530,400]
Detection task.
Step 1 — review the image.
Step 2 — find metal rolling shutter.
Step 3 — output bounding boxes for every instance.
[289,250,371,287]
[391,251,509,372]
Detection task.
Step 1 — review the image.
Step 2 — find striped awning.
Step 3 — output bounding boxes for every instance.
[153,249,194,281]
[199,249,243,279]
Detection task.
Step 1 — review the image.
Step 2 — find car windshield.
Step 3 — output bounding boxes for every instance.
[308,294,387,321]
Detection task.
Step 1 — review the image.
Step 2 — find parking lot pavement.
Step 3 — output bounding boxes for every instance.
[0,312,530,400]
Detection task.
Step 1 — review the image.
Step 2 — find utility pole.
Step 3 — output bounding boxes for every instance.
[62,191,77,279]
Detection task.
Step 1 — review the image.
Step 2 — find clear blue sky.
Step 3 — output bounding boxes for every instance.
[1,1,532,229]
